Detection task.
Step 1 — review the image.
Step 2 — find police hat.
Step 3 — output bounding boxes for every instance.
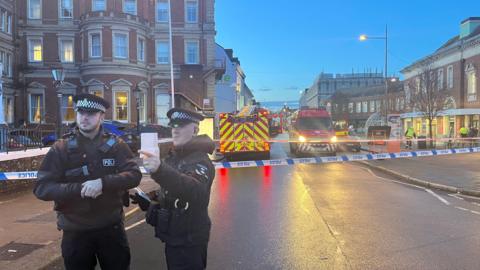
[73,93,110,113]
[167,108,204,127]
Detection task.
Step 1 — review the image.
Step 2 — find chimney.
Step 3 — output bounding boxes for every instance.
[460,17,480,39]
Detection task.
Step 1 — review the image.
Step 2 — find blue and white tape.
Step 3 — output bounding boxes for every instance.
[1,147,480,181]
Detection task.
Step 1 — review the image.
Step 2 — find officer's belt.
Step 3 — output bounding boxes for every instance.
[65,165,90,177]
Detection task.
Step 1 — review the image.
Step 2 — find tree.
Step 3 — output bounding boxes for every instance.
[406,63,452,148]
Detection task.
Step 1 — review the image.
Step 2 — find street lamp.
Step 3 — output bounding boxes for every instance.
[359,24,389,124]
[52,68,65,139]
[134,84,142,134]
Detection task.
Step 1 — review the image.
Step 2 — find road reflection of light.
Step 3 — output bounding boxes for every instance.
[218,168,229,204]
[263,166,272,187]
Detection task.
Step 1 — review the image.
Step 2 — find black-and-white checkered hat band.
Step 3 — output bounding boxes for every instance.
[171,111,198,122]
[75,98,106,112]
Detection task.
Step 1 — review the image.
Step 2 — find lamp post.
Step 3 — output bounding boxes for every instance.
[134,84,141,134]
[167,0,175,108]
[52,68,65,140]
[359,24,388,124]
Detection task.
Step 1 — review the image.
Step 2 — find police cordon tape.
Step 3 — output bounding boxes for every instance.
[1,146,480,180]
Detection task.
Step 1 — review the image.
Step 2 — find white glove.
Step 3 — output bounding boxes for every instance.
[139,150,161,173]
[81,178,103,199]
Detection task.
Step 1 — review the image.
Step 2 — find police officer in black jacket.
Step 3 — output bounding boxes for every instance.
[138,108,215,270]
[34,93,142,270]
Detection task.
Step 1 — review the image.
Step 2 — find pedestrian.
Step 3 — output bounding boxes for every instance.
[468,126,478,146]
[459,126,469,147]
[404,126,416,149]
[135,108,215,270]
[33,93,142,270]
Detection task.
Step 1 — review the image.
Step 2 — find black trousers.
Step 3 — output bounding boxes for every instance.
[61,224,131,270]
[165,244,208,270]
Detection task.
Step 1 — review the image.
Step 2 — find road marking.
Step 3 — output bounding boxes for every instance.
[125,207,139,218]
[425,189,450,205]
[455,206,469,211]
[448,194,464,200]
[360,166,424,190]
[125,219,146,231]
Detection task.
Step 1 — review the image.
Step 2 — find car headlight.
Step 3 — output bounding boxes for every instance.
[299,136,307,143]
[330,136,337,143]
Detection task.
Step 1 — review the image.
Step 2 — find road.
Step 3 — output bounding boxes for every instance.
[37,138,480,269]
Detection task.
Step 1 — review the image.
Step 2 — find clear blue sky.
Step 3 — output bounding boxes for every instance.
[215,0,480,103]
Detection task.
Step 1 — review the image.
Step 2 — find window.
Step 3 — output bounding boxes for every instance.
[60,40,74,63]
[0,12,4,32]
[156,0,169,22]
[186,0,198,23]
[30,94,44,123]
[447,65,453,89]
[138,92,146,122]
[29,0,41,19]
[156,93,170,125]
[369,100,375,112]
[114,33,128,58]
[62,94,75,122]
[348,102,353,113]
[60,0,73,19]
[185,41,199,64]
[356,102,361,113]
[437,68,444,90]
[137,38,145,62]
[3,96,14,123]
[124,0,137,15]
[114,91,129,121]
[90,33,101,58]
[29,39,43,62]
[362,101,367,113]
[156,41,169,64]
[90,89,103,97]
[3,53,11,77]
[467,66,477,102]
[92,0,106,11]
[6,14,11,34]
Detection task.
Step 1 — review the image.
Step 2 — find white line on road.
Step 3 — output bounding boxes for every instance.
[448,194,465,200]
[455,206,469,211]
[125,219,146,231]
[425,189,450,205]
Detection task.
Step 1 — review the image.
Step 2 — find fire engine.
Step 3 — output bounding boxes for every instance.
[289,107,337,156]
[219,106,271,160]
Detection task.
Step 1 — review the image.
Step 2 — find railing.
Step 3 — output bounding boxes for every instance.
[0,126,55,153]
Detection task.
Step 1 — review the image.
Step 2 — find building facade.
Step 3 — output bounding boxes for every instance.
[328,81,404,132]
[14,0,222,127]
[0,0,15,125]
[401,17,480,138]
[300,72,385,109]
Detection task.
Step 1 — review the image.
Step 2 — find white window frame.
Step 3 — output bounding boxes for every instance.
[437,68,444,90]
[4,53,11,77]
[61,93,76,123]
[466,65,477,102]
[0,11,4,32]
[184,40,199,65]
[6,14,11,34]
[89,31,102,58]
[156,0,169,22]
[28,92,45,123]
[59,38,74,63]
[59,0,73,19]
[113,32,129,59]
[362,101,367,113]
[28,0,42,19]
[137,91,147,123]
[348,102,353,113]
[92,0,106,11]
[369,100,375,113]
[137,37,145,62]
[185,0,198,23]
[356,102,361,114]
[156,40,169,64]
[3,95,14,124]
[123,0,137,15]
[28,38,43,63]
[447,65,454,89]
[113,90,130,123]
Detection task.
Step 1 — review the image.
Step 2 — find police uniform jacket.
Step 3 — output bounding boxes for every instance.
[150,135,215,246]
[34,127,142,231]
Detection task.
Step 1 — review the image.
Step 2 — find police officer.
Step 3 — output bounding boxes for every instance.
[138,108,215,270]
[34,93,142,270]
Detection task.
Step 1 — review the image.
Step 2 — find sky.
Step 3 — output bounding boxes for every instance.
[215,0,480,103]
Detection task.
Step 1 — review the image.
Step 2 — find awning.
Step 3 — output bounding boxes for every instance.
[400,109,480,119]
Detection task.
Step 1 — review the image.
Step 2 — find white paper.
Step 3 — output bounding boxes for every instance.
[140,133,160,158]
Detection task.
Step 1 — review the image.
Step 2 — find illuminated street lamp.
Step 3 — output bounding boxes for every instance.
[359,24,389,124]
[52,68,65,139]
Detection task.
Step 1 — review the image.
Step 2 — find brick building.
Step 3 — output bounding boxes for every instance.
[0,0,15,125]
[401,17,480,138]
[12,0,223,127]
